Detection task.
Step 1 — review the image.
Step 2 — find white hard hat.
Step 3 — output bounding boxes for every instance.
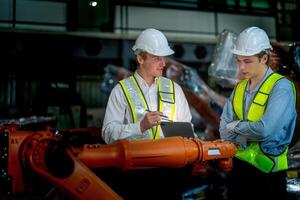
[132,28,174,56]
[231,26,272,56]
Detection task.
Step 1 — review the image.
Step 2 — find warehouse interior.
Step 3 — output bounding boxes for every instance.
[1,0,300,199]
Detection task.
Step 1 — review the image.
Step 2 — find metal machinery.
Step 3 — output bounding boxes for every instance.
[0,125,237,200]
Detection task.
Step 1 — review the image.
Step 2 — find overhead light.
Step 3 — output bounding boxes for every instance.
[89,1,98,7]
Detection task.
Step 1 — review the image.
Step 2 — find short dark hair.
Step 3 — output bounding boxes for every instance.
[256,49,272,65]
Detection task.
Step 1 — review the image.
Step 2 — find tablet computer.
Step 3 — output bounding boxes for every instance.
[160,122,194,138]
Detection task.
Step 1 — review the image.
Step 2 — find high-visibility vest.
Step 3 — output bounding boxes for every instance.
[233,73,296,173]
[119,75,175,139]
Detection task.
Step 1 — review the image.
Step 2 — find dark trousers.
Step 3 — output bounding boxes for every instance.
[227,158,287,200]
[96,167,195,200]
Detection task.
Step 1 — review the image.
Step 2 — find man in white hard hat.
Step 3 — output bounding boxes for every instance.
[101,28,192,200]
[219,26,297,200]
[102,28,192,144]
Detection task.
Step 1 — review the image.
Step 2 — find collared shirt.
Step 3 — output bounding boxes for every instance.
[220,68,297,155]
[102,71,192,144]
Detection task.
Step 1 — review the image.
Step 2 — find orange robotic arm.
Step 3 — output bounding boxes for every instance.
[76,137,236,171]
[3,126,237,200]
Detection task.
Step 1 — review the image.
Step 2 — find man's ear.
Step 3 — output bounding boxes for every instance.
[261,54,268,64]
[137,54,144,65]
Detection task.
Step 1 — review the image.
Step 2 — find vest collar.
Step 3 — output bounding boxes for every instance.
[246,67,274,92]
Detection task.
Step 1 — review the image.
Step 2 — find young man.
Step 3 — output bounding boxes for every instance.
[102,28,192,144]
[219,26,297,200]
[100,28,193,200]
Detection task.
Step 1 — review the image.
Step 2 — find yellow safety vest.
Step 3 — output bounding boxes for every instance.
[119,75,175,139]
[233,73,296,173]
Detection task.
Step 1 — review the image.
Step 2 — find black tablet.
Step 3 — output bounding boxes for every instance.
[160,122,194,138]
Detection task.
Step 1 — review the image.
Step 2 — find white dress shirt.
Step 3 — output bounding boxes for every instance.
[102,72,192,144]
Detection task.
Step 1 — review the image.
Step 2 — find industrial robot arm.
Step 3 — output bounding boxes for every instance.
[1,125,237,200]
[76,136,235,171]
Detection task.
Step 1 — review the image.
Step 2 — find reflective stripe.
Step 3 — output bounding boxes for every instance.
[170,79,175,120]
[233,79,247,120]
[119,81,137,123]
[158,77,175,120]
[119,75,175,139]
[248,73,283,121]
[131,76,148,109]
[291,81,297,105]
[233,73,295,173]
[131,76,156,139]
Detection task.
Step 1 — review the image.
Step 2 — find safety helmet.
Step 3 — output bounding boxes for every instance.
[231,26,272,56]
[132,28,174,56]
